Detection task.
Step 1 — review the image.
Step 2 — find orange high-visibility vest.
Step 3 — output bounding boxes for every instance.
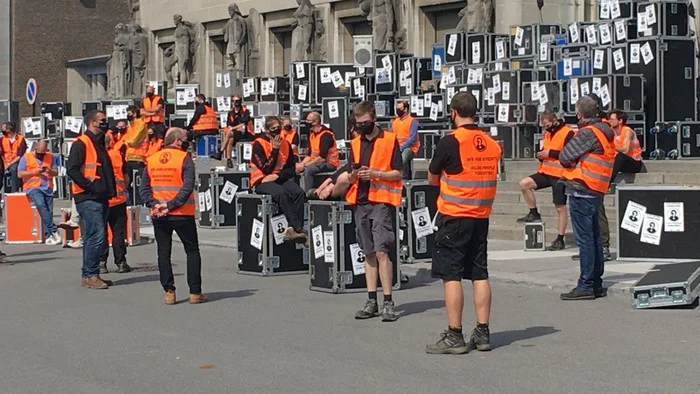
[108,130,126,153]
[562,125,616,194]
[71,134,101,195]
[146,138,163,158]
[107,148,127,207]
[538,125,573,178]
[309,128,339,167]
[2,134,25,166]
[437,126,502,219]
[192,105,219,132]
[250,137,291,186]
[283,128,299,157]
[345,131,403,207]
[391,115,420,154]
[228,107,255,135]
[21,152,54,191]
[146,149,195,216]
[615,125,643,162]
[141,95,164,123]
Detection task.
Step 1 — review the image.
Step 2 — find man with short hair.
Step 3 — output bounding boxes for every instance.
[1,121,27,192]
[608,109,644,181]
[426,92,502,354]
[296,112,339,190]
[141,84,166,139]
[17,139,61,245]
[123,105,149,205]
[559,96,617,301]
[389,100,419,180]
[141,127,206,305]
[212,94,254,167]
[346,101,403,322]
[107,120,128,154]
[67,110,117,290]
[516,110,574,251]
[100,133,132,274]
[187,94,219,138]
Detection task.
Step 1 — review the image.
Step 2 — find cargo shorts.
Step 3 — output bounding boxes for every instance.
[354,203,396,255]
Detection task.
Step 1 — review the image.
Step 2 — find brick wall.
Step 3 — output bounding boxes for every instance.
[11,0,131,116]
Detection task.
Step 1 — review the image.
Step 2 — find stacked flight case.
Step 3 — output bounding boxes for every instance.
[399,181,439,264]
[308,200,401,293]
[197,169,252,228]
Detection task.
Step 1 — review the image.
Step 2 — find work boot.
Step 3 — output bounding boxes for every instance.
[284,228,308,244]
[603,247,612,261]
[99,261,108,274]
[164,290,176,305]
[560,287,595,301]
[81,276,108,289]
[381,300,398,322]
[209,151,222,161]
[116,261,132,273]
[189,293,208,304]
[426,330,468,354]
[226,159,234,169]
[354,299,380,319]
[469,325,492,351]
[547,238,565,251]
[594,288,608,298]
[516,211,541,223]
[98,276,114,286]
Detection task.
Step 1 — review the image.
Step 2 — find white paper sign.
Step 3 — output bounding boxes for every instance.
[447,34,458,56]
[296,63,305,79]
[580,81,590,96]
[270,214,288,246]
[638,13,648,34]
[599,24,612,45]
[216,96,231,112]
[471,41,481,63]
[433,55,442,70]
[64,116,83,133]
[447,66,456,84]
[349,243,365,275]
[319,68,331,83]
[539,42,549,62]
[330,71,344,88]
[614,20,627,42]
[429,103,439,121]
[664,202,685,232]
[223,73,231,89]
[312,225,324,259]
[600,84,611,107]
[563,58,573,76]
[411,207,434,238]
[613,49,625,71]
[204,190,212,212]
[467,68,477,84]
[592,78,602,95]
[382,55,392,70]
[640,213,663,245]
[630,43,640,64]
[569,23,580,43]
[260,80,269,96]
[243,143,252,160]
[298,84,307,101]
[497,104,509,123]
[250,219,264,250]
[328,101,339,119]
[176,91,188,106]
[502,82,510,101]
[416,99,424,115]
[496,40,506,59]
[530,82,539,101]
[538,84,548,105]
[254,117,264,134]
[641,42,653,65]
[594,50,605,70]
[621,201,647,234]
[404,59,411,74]
[585,25,597,45]
[646,4,657,26]
[216,73,222,88]
[410,96,419,114]
[492,74,501,93]
[198,192,206,213]
[323,231,335,263]
[219,180,238,204]
[600,3,610,19]
[345,72,356,87]
[268,78,276,93]
[424,93,432,108]
[514,27,524,47]
[611,0,621,18]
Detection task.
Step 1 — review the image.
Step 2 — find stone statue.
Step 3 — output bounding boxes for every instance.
[107,23,131,98]
[358,0,407,52]
[313,9,327,60]
[246,9,262,76]
[127,0,139,20]
[456,1,495,33]
[291,0,315,61]
[172,14,198,84]
[163,45,177,88]
[129,23,149,97]
[223,3,249,72]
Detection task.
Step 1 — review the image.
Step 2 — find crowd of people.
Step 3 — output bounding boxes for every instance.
[0,80,648,353]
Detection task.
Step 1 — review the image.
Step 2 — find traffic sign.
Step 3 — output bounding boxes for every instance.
[26,78,37,105]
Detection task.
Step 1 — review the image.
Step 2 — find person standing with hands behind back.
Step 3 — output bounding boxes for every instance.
[345,101,403,322]
[426,92,502,354]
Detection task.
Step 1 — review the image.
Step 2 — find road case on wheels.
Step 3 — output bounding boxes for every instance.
[236,194,309,276]
[197,169,252,228]
[631,261,700,309]
[308,200,401,293]
[399,181,439,264]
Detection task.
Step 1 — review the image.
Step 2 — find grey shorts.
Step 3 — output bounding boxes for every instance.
[354,203,396,255]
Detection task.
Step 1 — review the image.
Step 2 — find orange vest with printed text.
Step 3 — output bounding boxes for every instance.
[538,125,573,178]
[146,149,195,216]
[21,152,54,191]
[249,138,291,187]
[345,132,403,207]
[562,125,616,194]
[437,127,502,219]
[71,134,101,195]
[391,115,420,154]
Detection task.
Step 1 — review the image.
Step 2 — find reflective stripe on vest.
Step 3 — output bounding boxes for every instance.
[142,95,164,123]
[71,134,101,195]
[146,149,195,216]
[437,126,502,219]
[538,125,572,178]
[345,131,403,207]
[309,128,340,167]
[2,134,25,166]
[391,115,420,154]
[108,148,127,207]
[615,126,643,161]
[21,152,54,191]
[249,138,291,186]
[193,105,219,131]
[562,125,616,194]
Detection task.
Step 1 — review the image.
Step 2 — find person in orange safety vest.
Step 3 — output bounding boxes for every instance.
[608,109,644,183]
[296,111,339,191]
[389,100,419,180]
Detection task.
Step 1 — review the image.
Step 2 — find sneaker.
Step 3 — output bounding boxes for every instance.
[516,211,541,223]
[66,239,83,249]
[594,288,608,298]
[99,261,108,274]
[58,221,79,230]
[426,330,469,354]
[116,262,132,273]
[354,299,380,319]
[560,287,595,301]
[209,152,222,161]
[468,326,492,351]
[189,293,208,304]
[547,238,565,251]
[603,247,612,261]
[381,300,398,322]
[164,290,176,305]
[81,276,108,290]
[45,232,62,246]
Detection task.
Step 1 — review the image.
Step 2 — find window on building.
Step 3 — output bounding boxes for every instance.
[272,27,293,76]
[421,2,464,56]
[340,16,372,64]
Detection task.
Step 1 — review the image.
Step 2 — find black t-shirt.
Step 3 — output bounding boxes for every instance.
[315,128,335,158]
[251,134,296,186]
[227,108,251,128]
[355,129,403,204]
[428,125,488,176]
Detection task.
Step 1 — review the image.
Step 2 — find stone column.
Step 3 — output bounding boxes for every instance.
[494,0,523,34]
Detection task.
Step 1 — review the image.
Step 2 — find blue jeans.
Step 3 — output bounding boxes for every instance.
[7,163,20,192]
[569,195,604,291]
[27,189,57,237]
[76,200,109,278]
[401,149,414,180]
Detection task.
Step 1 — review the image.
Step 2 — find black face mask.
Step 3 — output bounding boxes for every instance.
[233,100,242,107]
[546,123,559,132]
[127,114,135,122]
[181,141,190,152]
[396,109,405,117]
[146,92,154,97]
[283,124,292,131]
[98,121,110,132]
[356,122,375,135]
[116,127,127,133]
[148,133,155,139]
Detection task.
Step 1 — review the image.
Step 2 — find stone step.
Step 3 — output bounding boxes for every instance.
[504,170,667,185]
[503,159,700,173]
[494,190,617,208]
[488,224,618,247]
[491,201,618,218]
[489,213,618,229]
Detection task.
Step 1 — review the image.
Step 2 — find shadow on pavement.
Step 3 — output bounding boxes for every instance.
[396,299,444,317]
[400,268,440,289]
[492,326,560,349]
[10,257,57,264]
[206,289,258,302]
[5,249,63,258]
[115,273,182,286]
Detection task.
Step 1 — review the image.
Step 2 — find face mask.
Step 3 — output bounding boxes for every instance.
[148,132,155,139]
[98,121,110,132]
[180,140,190,151]
[396,109,405,117]
[127,114,135,121]
[233,100,242,107]
[269,127,281,136]
[356,122,374,135]
[116,127,126,133]
[283,124,292,131]
[146,92,154,97]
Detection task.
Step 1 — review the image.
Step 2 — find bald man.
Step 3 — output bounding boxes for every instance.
[296,112,339,191]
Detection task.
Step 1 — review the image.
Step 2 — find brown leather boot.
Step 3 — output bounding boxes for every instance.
[81,276,108,289]
[164,290,176,305]
[97,276,114,286]
[189,293,208,304]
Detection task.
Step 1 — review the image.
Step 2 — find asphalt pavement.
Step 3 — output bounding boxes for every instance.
[0,242,698,394]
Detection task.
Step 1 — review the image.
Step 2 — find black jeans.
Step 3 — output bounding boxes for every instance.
[254,179,305,231]
[153,216,202,294]
[610,154,643,182]
[124,161,145,206]
[100,202,127,265]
